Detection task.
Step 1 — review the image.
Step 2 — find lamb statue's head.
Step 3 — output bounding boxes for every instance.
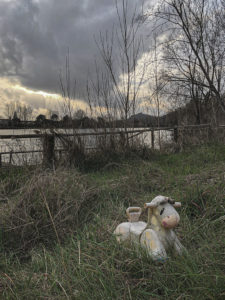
[145,195,181,229]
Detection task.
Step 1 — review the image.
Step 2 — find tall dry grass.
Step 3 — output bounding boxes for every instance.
[0,169,99,252]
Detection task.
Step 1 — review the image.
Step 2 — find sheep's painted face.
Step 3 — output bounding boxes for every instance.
[156,203,180,229]
[145,196,181,229]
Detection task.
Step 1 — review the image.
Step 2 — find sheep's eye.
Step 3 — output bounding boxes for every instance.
[160,208,165,215]
[168,199,175,204]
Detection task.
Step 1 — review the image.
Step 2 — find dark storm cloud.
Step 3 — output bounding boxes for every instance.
[0,0,145,96]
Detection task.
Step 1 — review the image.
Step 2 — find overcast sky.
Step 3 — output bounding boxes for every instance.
[0,0,155,118]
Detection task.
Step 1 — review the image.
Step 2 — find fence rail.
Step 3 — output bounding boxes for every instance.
[0,127,174,140]
[0,125,224,167]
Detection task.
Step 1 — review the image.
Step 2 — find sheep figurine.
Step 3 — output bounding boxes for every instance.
[114,195,185,261]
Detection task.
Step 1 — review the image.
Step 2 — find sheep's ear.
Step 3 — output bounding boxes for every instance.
[173,202,181,208]
[144,202,158,209]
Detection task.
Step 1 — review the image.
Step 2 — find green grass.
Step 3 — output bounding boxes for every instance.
[0,144,225,299]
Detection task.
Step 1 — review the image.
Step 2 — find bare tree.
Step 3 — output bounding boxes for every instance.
[17,104,33,121]
[73,109,86,119]
[59,49,79,120]
[50,113,59,121]
[146,34,167,148]
[96,0,146,130]
[147,0,225,122]
[86,64,120,127]
[4,101,33,121]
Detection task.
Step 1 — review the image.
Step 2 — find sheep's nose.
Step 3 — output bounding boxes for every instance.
[162,215,179,229]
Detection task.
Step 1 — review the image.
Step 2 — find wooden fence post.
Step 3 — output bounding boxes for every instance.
[9,151,13,165]
[151,130,155,149]
[59,150,62,161]
[174,127,178,143]
[42,134,55,167]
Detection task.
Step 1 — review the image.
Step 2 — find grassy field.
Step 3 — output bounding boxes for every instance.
[0,144,224,299]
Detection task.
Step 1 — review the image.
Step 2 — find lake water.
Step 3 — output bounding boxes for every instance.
[0,128,172,165]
